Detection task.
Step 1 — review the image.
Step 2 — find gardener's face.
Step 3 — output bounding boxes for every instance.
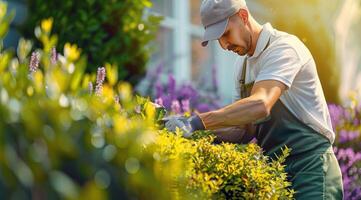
[218,10,251,56]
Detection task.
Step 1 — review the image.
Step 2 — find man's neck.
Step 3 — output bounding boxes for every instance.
[247,20,263,57]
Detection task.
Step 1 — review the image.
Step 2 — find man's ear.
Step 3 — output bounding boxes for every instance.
[237,8,249,25]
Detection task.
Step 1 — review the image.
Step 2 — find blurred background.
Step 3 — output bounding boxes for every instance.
[4,0,361,106]
[140,0,361,105]
[1,1,361,199]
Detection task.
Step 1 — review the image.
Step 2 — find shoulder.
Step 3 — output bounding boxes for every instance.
[264,30,312,64]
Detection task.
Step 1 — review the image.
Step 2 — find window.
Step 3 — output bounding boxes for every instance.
[151,0,173,17]
[149,27,174,74]
[143,0,238,105]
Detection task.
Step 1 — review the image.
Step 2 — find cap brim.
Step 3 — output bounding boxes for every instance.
[201,18,229,47]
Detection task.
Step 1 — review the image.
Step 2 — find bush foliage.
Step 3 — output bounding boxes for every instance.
[20,0,162,86]
[0,2,294,199]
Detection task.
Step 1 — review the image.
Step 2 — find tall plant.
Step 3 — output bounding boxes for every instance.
[20,0,162,86]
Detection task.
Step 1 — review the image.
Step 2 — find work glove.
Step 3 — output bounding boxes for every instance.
[160,114,205,138]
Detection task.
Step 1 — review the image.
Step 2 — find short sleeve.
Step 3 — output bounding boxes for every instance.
[255,44,302,89]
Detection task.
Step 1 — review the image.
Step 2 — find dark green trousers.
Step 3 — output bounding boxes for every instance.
[283,145,344,199]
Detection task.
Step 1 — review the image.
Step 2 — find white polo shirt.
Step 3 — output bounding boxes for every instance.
[232,22,335,144]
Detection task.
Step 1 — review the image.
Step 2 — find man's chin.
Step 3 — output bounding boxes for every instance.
[235,51,246,56]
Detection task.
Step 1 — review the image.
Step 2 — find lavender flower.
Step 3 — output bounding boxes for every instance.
[159,94,172,110]
[155,98,164,107]
[51,46,58,65]
[334,147,361,199]
[88,82,93,95]
[155,81,163,98]
[143,61,222,115]
[168,74,176,100]
[96,67,106,85]
[171,100,181,114]
[29,51,40,73]
[95,84,103,96]
[329,102,361,199]
[95,67,106,96]
[177,84,199,103]
[181,99,190,113]
[196,103,212,113]
[338,130,360,143]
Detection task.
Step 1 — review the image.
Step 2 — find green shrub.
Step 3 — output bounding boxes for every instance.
[20,0,162,86]
[0,2,294,199]
[151,130,295,199]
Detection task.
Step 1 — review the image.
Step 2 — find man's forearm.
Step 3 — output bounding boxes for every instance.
[199,96,268,130]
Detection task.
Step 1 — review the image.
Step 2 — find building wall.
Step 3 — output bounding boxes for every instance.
[145,0,249,106]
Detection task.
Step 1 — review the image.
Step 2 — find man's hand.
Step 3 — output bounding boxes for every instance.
[161,114,205,138]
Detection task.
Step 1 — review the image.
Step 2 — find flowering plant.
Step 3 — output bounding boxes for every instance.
[329,96,361,199]
[136,63,223,115]
[0,2,294,199]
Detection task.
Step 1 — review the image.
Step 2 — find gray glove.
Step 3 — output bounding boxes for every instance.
[161,114,205,138]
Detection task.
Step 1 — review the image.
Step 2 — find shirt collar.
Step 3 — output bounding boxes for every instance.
[247,22,273,59]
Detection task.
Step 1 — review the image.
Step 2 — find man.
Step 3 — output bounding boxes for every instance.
[162,0,344,199]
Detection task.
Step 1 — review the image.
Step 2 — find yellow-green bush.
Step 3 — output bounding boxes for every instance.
[0,2,294,199]
[149,130,294,199]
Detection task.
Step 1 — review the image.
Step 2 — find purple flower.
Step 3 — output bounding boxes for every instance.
[51,46,58,65]
[339,130,360,143]
[181,99,190,113]
[196,103,211,113]
[335,146,361,199]
[328,101,361,199]
[155,81,163,98]
[328,104,346,129]
[353,118,359,126]
[160,94,172,110]
[88,82,93,95]
[95,67,106,96]
[171,100,181,114]
[29,51,40,73]
[141,61,222,116]
[155,98,164,107]
[177,84,199,102]
[95,84,103,96]
[96,67,106,85]
[168,74,176,99]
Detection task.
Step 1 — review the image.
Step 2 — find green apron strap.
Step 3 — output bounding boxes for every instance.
[239,38,271,99]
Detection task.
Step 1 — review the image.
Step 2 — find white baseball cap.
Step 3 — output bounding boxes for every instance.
[200,0,247,47]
